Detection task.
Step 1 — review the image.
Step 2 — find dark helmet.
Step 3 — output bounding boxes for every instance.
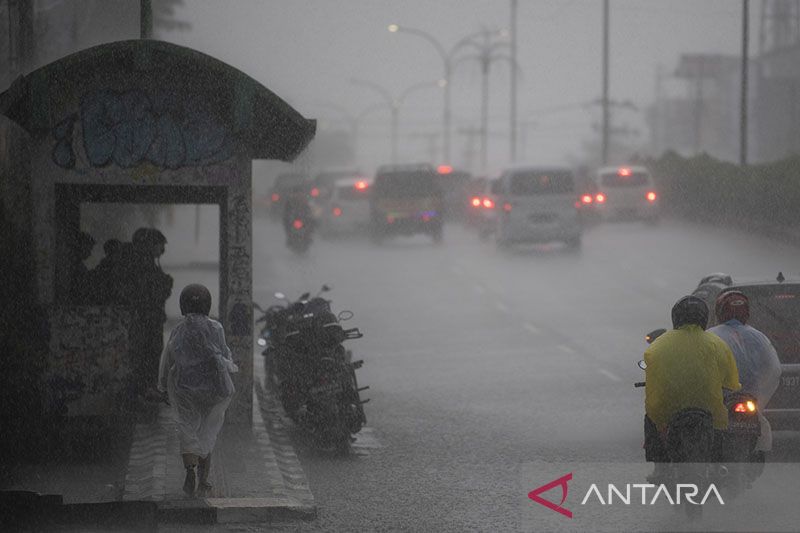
[672,295,709,330]
[715,290,750,324]
[132,227,167,247]
[179,284,212,315]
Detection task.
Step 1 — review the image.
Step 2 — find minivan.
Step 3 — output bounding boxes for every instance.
[370,164,444,243]
[593,165,659,222]
[494,166,582,249]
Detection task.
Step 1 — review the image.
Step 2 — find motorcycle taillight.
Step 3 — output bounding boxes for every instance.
[733,401,757,413]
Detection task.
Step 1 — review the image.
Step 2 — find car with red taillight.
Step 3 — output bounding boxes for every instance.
[692,272,800,430]
[592,165,659,223]
[267,172,308,221]
[494,166,582,249]
[319,177,373,237]
[369,163,444,243]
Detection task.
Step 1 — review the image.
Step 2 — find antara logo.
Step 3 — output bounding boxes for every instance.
[529,473,725,519]
[528,473,573,518]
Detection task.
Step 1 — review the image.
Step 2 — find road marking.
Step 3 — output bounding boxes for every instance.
[598,368,622,382]
[523,323,541,335]
[557,344,575,354]
[495,301,510,313]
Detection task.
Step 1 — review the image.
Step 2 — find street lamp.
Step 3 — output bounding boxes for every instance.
[452,29,514,172]
[387,24,490,164]
[350,77,443,164]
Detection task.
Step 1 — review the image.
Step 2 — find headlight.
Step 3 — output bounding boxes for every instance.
[257,338,267,347]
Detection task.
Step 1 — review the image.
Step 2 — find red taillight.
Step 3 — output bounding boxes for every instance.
[437,165,453,175]
[292,219,304,229]
[482,198,495,209]
[618,167,632,176]
[595,193,606,203]
[332,207,342,217]
[271,193,280,202]
[471,197,481,207]
[503,202,512,212]
[581,194,593,204]
[387,215,395,224]
[646,191,657,202]
[310,187,320,197]
[422,214,431,222]
[355,180,369,190]
[733,401,757,413]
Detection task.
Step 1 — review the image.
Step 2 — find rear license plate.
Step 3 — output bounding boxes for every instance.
[528,213,555,224]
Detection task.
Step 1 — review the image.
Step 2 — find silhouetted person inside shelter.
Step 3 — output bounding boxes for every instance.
[126,228,173,399]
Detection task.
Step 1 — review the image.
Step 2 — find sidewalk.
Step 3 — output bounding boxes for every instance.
[122,382,315,525]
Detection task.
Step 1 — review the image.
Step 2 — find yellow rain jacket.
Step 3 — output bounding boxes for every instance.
[644,324,741,431]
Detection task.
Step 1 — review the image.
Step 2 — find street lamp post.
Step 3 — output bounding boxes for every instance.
[454,29,514,172]
[388,25,491,165]
[351,78,443,165]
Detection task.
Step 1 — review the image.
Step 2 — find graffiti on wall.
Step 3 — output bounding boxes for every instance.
[53,89,235,170]
[47,306,133,415]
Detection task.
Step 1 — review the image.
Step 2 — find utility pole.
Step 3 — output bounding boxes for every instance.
[602,0,610,165]
[740,0,749,166]
[141,0,153,39]
[510,0,518,163]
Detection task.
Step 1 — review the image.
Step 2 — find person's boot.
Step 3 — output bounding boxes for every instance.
[182,453,198,497]
[197,454,212,496]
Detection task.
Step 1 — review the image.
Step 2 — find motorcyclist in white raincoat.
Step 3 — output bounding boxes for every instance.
[158,284,238,497]
[709,291,782,453]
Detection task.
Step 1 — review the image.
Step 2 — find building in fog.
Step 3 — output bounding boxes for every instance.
[649,0,800,163]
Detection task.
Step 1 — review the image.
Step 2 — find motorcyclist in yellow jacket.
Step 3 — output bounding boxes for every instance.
[643,295,741,480]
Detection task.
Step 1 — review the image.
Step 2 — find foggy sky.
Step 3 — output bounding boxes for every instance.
[158,1,748,173]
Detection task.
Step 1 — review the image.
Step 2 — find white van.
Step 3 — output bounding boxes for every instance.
[494,166,582,249]
[593,165,659,222]
[319,177,372,236]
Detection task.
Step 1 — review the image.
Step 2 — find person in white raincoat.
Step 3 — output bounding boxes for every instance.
[708,291,782,453]
[158,284,238,497]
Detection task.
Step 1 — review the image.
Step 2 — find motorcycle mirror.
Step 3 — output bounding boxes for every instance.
[645,328,666,344]
[637,360,647,370]
[300,292,311,301]
[274,292,286,300]
[338,310,354,321]
[257,338,267,347]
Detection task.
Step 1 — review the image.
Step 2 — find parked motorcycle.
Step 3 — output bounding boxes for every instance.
[254,286,368,452]
[635,328,762,517]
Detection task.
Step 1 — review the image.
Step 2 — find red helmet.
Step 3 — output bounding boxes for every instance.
[715,291,749,324]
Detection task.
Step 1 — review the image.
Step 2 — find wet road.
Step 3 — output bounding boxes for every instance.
[244,217,800,532]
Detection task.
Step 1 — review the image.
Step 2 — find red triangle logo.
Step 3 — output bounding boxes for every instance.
[528,473,573,518]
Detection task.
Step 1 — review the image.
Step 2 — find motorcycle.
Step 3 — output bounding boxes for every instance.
[635,328,762,517]
[254,286,368,452]
[283,193,315,254]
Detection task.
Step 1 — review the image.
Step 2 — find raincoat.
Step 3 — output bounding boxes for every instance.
[644,325,741,431]
[158,314,238,457]
[709,319,782,451]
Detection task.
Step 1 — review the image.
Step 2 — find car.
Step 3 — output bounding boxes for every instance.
[369,163,444,243]
[308,169,362,220]
[318,177,373,237]
[466,176,503,240]
[692,272,800,430]
[493,166,582,249]
[267,172,308,220]
[592,165,659,223]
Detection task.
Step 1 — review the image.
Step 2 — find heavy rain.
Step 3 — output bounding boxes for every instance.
[2,1,800,532]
